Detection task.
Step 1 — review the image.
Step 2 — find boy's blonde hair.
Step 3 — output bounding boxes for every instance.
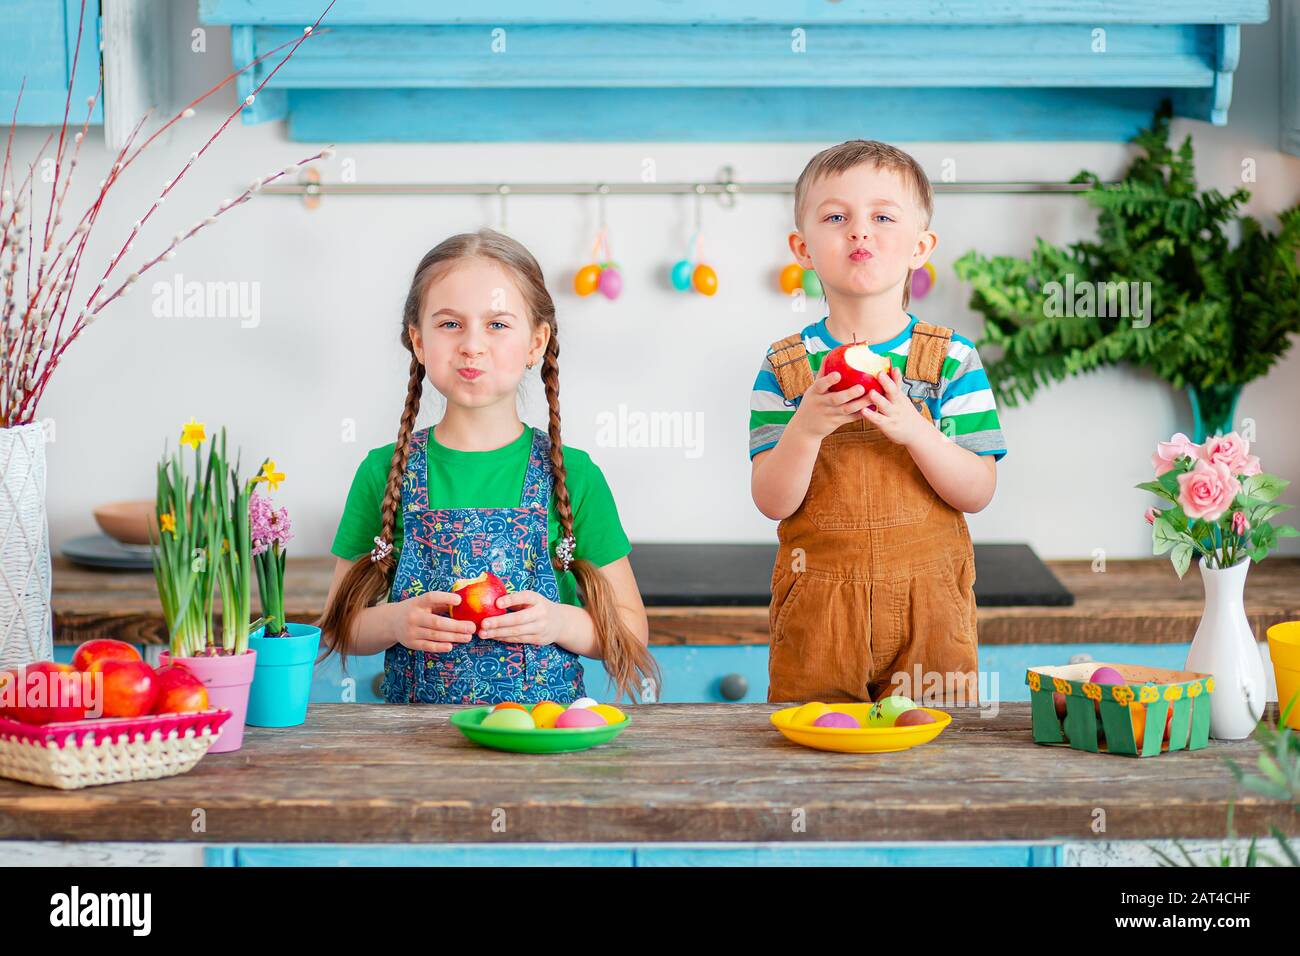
[793,140,934,308]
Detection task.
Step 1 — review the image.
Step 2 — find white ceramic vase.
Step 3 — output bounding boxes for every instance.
[0,422,54,670]
[1184,555,1266,740]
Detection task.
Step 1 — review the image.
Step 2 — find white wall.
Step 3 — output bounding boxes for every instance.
[16,8,1300,561]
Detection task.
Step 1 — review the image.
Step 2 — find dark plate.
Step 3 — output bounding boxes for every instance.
[61,533,155,571]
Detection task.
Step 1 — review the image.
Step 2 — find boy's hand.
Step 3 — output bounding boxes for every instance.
[790,370,878,440]
[861,367,929,447]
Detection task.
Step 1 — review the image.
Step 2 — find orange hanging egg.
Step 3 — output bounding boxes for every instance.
[573,263,601,296]
[778,262,803,294]
[692,263,718,296]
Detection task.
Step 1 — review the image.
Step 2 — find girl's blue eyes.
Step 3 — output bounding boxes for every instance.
[438,320,509,330]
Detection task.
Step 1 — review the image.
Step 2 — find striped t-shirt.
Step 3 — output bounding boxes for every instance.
[749,314,1007,462]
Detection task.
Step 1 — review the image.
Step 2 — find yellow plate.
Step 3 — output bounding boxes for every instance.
[770,704,951,753]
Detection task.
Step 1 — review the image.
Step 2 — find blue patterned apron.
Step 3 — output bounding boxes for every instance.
[380,425,586,704]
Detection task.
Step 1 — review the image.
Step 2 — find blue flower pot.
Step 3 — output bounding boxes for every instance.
[246,622,321,727]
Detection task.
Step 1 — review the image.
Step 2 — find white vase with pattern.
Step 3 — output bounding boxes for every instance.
[0,422,54,670]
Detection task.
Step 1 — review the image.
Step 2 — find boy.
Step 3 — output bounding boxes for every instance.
[750,140,1007,706]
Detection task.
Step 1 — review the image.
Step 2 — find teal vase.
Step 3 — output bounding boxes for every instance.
[1187,382,1242,443]
[246,622,321,727]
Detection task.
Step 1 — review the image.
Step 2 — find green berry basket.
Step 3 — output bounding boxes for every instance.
[1025,662,1214,757]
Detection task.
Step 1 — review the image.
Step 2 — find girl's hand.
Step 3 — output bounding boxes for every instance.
[479,590,562,646]
[862,366,928,447]
[389,591,476,654]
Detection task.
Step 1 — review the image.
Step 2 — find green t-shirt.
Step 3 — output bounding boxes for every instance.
[330,424,630,607]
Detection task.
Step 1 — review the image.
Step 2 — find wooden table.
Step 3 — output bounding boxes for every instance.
[49,555,1300,646]
[0,703,1294,866]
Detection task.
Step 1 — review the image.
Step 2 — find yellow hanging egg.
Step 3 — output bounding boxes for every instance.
[573,263,601,296]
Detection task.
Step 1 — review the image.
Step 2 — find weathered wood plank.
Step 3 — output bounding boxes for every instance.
[0,704,1293,844]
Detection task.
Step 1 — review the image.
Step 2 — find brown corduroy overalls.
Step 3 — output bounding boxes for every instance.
[764,321,979,706]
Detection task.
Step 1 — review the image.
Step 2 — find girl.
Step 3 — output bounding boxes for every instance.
[319,229,659,705]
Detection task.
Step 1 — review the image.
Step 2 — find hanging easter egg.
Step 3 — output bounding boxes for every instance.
[670,258,694,291]
[801,269,822,298]
[692,263,718,296]
[910,261,936,300]
[778,262,804,295]
[574,263,601,296]
[598,265,623,300]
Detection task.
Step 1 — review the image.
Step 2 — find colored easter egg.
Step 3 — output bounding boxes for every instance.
[791,701,830,727]
[568,696,599,710]
[574,263,601,296]
[894,709,937,727]
[670,259,693,291]
[910,262,934,300]
[556,708,607,729]
[492,701,528,712]
[779,262,804,294]
[1091,666,1125,685]
[813,711,860,729]
[481,708,536,730]
[692,263,718,296]
[801,269,822,298]
[598,266,623,300]
[530,701,565,728]
[589,704,625,724]
[867,695,917,727]
[1053,691,1068,720]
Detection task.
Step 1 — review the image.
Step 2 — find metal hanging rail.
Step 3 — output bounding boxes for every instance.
[261,166,1105,208]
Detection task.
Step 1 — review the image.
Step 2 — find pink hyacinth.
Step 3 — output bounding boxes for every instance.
[1152,432,1198,476]
[1232,511,1250,536]
[1201,432,1261,478]
[249,491,274,557]
[1177,459,1241,522]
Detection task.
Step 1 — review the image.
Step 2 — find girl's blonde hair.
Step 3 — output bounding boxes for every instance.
[317,228,660,703]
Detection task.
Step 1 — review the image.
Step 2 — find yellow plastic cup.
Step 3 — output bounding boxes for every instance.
[1266,621,1300,730]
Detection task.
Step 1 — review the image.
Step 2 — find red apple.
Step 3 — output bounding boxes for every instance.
[821,342,892,408]
[152,664,210,714]
[450,571,510,634]
[7,662,92,724]
[99,660,159,718]
[73,638,142,672]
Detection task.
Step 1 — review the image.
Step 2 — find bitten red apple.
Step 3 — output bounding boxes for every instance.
[821,343,892,408]
[73,638,142,672]
[450,571,510,634]
[152,664,210,714]
[99,660,159,718]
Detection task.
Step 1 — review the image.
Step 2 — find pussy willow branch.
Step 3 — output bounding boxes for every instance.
[0,0,338,427]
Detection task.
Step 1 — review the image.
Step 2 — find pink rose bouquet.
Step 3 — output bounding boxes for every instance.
[1138,431,1296,577]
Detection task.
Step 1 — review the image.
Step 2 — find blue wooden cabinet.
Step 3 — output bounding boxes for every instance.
[0,0,102,126]
[198,0,1268,142]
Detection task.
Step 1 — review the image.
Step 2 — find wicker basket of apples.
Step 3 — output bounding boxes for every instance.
[0,640,230,789]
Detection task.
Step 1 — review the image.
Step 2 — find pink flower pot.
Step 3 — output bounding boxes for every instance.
[159,649,257,753]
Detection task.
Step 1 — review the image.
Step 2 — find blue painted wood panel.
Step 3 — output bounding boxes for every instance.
[0,0,103,126]
[203,841,1062,866]
[199,2,1267,141]
[306,641,1196,705]
[198,2,1268,27]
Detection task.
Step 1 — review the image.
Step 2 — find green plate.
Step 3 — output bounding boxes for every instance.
[449,706,631,753]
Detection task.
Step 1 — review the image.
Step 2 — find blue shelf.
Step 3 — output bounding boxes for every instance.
[199,1,1268,141]
[0,0,103,127]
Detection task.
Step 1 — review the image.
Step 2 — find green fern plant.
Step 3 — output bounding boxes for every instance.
[953,101,1300,415]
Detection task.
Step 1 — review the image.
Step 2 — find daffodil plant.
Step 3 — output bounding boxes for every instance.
[150,419,267,657]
